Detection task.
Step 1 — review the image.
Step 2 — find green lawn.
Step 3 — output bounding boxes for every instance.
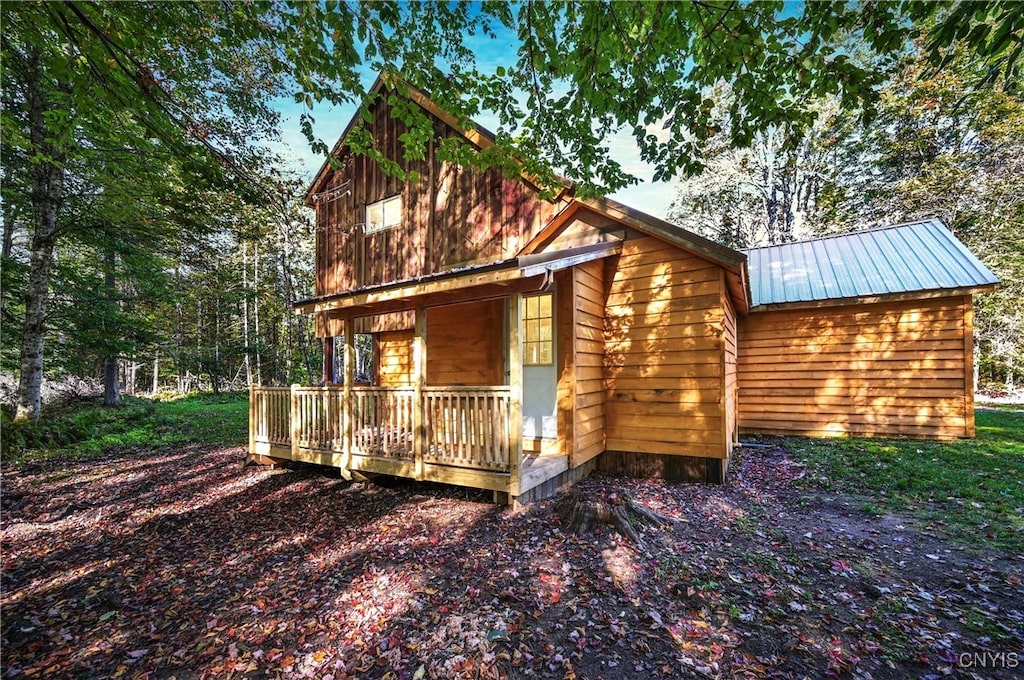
[783,407,1024,552]
[1,392,248,463]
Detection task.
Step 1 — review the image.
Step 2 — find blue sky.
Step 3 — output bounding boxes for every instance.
[267,43,678,217]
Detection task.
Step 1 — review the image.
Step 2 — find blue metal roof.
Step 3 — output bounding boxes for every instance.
[743,219,999,308]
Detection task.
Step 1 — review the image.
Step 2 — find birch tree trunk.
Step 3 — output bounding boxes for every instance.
[152,353,160,394]
[253,243,262,384]
[242,240,252,385]
[14,52,65,422]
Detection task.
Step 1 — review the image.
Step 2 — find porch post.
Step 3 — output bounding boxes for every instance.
[413,306,427,481]
[508,292,523,501]
[342,317,355,471]
[290,383,300,460]
[248,382,256,456]
[322,336,335,384]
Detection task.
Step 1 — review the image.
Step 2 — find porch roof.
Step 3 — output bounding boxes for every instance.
[293,240,621,316]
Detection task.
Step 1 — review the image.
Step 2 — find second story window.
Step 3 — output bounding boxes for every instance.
[365,195,402,234]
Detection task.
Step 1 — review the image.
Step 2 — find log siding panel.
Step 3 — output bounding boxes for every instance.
[426,299,506,386]
[737,297,972,438]
[604,236,729,459]
[573,260,607,466]
[377,330,415,386]
[373,299,505,387]
[722,276,738,457]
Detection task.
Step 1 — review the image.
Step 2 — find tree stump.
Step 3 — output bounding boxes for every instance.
[555,489,675,548]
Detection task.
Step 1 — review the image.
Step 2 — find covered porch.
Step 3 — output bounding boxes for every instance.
[249,383,564,500]
[247,242,616,503]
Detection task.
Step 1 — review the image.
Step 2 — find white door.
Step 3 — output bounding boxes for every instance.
[521,293,557,441]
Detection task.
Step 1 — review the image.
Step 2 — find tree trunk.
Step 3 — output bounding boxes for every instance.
[211,291,221,395]
[14,52,65,422]
[253,243,263,385]
[2,163,16,260]
[103,356,120,406]
[102,248,120,407]
[152,353,159,394]
[242,240,252,385]
[250,242,260,385]
[127,356,138,395]
[175,262,185,393]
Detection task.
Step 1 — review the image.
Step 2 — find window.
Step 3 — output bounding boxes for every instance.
[365,195,402,234]
[523,293,553,365]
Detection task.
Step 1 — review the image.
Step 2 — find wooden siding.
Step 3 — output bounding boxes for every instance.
[737,296,973,438]
[374,299,505,386]
[604,236,729,459]
[722,277,738,455]
[377,330,414,386]
[573,260,607,465]
[426,299,505,386]
[313,95,558,311]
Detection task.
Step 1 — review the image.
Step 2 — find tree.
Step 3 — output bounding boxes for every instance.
[5,0,1020,419]
[382,1,1021,197]
[2,2,304,419]
[665,85,848,248]
[831,45,1024,388]
[665,39,1024,387]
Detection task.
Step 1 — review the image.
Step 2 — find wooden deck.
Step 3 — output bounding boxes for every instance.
[249,384,565,500]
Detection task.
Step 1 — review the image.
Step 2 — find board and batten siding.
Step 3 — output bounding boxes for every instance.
[737,296,974,438]
[312,95,558,316]
[604,236,729,459]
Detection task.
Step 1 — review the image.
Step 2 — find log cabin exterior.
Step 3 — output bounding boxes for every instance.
[737,222,997,438]
[248,77,997,503]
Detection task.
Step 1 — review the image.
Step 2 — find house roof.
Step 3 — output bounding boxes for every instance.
[292,241,622,316]
[744,218,999,309]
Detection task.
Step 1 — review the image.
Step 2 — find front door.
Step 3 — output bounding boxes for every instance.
[521,293,557,441]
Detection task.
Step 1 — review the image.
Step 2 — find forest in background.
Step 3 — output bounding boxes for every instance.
[1,2,1021,422]
[667,44,1024,388]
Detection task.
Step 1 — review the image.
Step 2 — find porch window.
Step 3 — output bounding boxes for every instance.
[523,293,553,365]
[365,195,402,234]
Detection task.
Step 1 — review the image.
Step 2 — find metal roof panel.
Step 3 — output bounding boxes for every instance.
[744,219,998,307]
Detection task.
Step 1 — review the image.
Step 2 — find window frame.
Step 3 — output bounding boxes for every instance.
[364,194,402,234]
[522,292,554,366]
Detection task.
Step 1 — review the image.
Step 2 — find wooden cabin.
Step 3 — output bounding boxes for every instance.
[737,221,997,439]
[248,78,997,504]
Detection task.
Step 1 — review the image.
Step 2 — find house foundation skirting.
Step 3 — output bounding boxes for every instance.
[598,451,726,484]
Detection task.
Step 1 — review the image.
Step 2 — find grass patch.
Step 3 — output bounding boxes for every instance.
[2,392,248,464]
[782,409,1024,552]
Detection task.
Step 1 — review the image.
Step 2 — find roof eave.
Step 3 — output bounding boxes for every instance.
[748,284,998,313]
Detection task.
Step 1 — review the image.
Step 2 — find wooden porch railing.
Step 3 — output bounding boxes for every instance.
[351,387,416,459]
[250,386,291,448]
[424,387,511,470]
[249,384,514,474]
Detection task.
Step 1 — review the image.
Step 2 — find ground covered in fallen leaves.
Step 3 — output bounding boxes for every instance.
[3,444,1022,679]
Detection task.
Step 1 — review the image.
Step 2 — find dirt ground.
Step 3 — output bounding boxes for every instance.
[2,443,1022,679]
